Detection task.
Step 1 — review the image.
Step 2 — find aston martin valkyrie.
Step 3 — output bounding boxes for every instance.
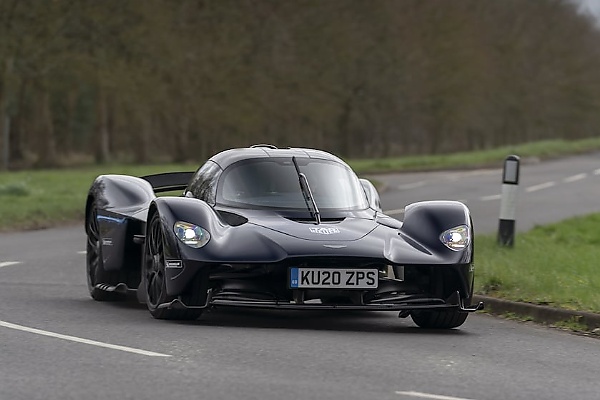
[85,145,483,328]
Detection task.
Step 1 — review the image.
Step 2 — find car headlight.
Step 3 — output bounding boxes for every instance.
[174,221,210,248]
[440,225,470,251]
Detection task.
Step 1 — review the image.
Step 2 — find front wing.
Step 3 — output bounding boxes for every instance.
[157,290,484,313]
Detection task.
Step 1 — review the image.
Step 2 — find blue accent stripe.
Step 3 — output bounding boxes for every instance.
[290,267,299,288]
[97,215,127,224]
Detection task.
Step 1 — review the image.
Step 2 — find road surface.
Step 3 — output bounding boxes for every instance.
[1,154,599,400]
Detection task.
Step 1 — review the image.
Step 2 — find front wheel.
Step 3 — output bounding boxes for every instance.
[143,212,204,320]
[410,310,468,329]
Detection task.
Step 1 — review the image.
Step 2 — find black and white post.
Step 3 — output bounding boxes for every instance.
[498,155,520,247]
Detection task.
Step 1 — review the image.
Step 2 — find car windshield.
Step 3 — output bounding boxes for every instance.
[217,158,368,210]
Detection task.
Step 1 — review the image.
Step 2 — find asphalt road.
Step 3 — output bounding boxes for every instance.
[1,154,600,400]
[376,152,600,233]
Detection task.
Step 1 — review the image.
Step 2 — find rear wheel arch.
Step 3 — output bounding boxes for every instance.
[85,195,95,234]
[85,199,127,301]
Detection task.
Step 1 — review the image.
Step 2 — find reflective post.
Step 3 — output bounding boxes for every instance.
[498,155,520,247]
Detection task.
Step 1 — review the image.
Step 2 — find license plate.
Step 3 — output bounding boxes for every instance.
[289,268,378,289]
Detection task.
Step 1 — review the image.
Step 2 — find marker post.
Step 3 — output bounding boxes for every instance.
[498,155,520,247]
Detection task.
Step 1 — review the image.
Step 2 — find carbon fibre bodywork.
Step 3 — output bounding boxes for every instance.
[85,146,482,326]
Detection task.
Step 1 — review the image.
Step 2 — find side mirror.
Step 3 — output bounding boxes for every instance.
[359,179,382,212]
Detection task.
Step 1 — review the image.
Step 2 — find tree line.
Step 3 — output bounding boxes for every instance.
[1,0,599,169]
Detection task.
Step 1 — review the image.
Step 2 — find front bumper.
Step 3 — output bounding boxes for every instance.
[157,290,484,313]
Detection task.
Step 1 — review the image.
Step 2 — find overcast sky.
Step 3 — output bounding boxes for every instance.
[576,0,600,17]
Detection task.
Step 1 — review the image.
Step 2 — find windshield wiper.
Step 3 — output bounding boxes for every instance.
[292,156,321,225]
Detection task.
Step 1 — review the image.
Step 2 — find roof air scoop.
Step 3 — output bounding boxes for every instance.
[292,156,321,225]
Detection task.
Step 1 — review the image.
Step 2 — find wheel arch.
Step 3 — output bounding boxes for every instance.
[401,200,473,261]
[85,194,94,234]
[85,175,152,273]
[400,200,475,304]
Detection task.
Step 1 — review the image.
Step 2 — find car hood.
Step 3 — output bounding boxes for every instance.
[249,216,379,241]
[217,207,380,241]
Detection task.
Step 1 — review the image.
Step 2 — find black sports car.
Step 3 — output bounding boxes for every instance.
[85,145,483,328]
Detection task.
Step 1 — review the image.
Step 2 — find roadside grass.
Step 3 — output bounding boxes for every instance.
[350,138,600,173]
[0,164,192,230]
[475,213,600,314]
[552,317,589,332]
[490,312,596,335]
[498,312,535,322]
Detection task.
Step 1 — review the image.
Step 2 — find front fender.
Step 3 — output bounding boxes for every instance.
[153,197,289,263]
[400,200,473,264]
[151,197,289,296]
[152,197,224,261]
[400,200,475,301]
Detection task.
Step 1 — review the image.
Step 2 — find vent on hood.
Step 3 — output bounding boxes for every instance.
[217,211,248,226]
[285,217,345,224]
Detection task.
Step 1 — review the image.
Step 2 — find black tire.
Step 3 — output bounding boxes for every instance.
[143,212,204,320]
[410,309,468,329]
[86,203,126,301]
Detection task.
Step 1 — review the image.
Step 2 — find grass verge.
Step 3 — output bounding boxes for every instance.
[552,316,590,332]
[475,213,600,314]
[0,164,192,230]
[351,138,600,173]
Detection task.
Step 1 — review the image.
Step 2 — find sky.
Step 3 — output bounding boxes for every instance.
[576,0,600,18]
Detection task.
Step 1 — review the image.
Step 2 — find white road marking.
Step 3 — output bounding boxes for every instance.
[563,173,587,183]
[594,169,600,175]
[380,168,592,207]
[0,261,21,269]
[479,194,501,201]
[384,208,405,215]
[0,320,171,358]
[395,391,477,400]
[397,181,427,190]
[526,181,555,193]
[77,251,86,255]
